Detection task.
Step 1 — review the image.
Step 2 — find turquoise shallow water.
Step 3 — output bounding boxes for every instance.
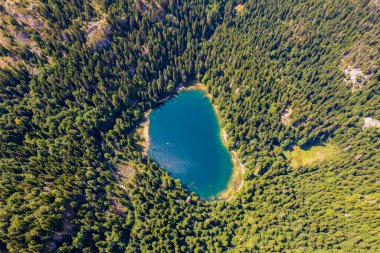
[148,90,233,199]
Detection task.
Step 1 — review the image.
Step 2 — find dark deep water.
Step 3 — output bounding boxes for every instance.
[148,90,233,199]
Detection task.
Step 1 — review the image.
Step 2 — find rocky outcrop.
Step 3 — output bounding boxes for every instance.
[362,117,380,130]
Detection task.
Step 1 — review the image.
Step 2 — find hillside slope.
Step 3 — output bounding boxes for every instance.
[0,0,379,252]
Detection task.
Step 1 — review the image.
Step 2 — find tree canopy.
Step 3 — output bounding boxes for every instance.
[0,0,379,252]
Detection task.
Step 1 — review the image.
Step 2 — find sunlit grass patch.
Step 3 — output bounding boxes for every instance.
[284,143,337,168]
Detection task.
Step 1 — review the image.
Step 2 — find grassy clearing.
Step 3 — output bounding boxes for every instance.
[284,143,337,168]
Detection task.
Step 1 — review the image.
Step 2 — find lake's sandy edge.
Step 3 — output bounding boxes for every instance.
[141,110,151,155]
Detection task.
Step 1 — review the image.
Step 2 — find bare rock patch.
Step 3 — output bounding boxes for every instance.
[343,66,370,91]
[362,117,380,130]
[281,108,293,126]
[235,4,245,13]
[86,17,111,48]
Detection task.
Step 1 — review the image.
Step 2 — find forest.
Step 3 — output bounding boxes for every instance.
[0,0,379,252]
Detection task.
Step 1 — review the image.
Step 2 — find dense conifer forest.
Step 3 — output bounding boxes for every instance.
[0,0,379,252]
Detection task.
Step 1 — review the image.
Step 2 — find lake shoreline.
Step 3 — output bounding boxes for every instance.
[219,129,245,201]
[140,109,151,155]
[139,84,186,154]
[139,82,244,201]
[188,83,245,200]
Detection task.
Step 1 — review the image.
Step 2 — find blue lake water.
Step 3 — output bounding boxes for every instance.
[148,90,233,199]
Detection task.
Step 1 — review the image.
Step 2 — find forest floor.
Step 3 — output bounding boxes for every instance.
[284,143,337,168]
